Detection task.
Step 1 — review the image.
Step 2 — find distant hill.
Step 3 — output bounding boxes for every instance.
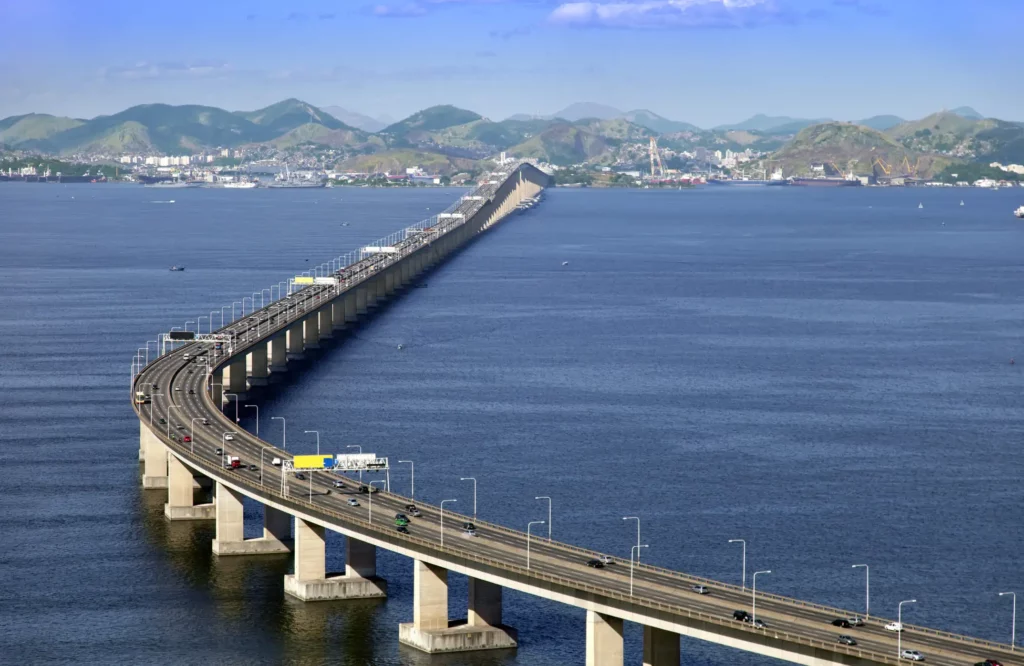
[715,114,831,132]
[857,115,906,131]
[0,113,85,147]
[621,109,700,134]
[380,105,483,140]
[322,106,390,133]
[507,121,615,166]
[951,106,983,120]
[551,102,623,122]
[886,111,1024,163]
[772,122,948,178]
[236,99,352,135]
[336,149,477,176]
[269,124,380,151]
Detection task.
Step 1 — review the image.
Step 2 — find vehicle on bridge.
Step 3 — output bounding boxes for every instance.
[838,635,857,646]
[134,391,150,405]
[691,585,709,595]
[886,621,904,632]
[733,610,751,622]
[901,649,925,661]
[832,618,851,628]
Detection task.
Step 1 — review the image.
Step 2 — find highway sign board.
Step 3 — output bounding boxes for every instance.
[292,455,333,470]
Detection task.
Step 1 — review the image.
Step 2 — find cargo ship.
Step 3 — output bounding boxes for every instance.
[791,176,862,187]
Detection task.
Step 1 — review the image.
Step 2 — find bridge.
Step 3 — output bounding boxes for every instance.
[132,162,1018,665]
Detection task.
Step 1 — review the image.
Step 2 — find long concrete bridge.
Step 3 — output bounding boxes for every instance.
[132,162,1018,665]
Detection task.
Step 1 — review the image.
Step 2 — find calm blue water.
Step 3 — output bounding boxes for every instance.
[1,183,1022,665]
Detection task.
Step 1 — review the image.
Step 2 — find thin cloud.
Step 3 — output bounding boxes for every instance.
[833,0,887,16]
[100,61,234,81]
[318,12,337,19]
[548,0,789,29]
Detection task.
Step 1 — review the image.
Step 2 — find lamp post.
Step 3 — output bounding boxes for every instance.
[852,564,869,619]
[221,306,229,328]
[185,320,195,333]
[752,570,771,624]
[460,477,477,521]
[304,430,320,455]
[271,416,286,449]
[368,480,386,522]
[209,311,217,333]
[232,301,241,321]
[898,600,917,659]
[729,539,747,590]
[221,431,236,467]
[189,418,203,454]
[623,516,641,563]
[198,316,208,335]
[535,496,552,541]
[527,520,546,570]
[224,393,240,423]
[244,404,259,437]
[259,446,273,487]
[1000,592,1016,650]
[398,460,414,500]
[440,499,457,547]
[630,544,649,596]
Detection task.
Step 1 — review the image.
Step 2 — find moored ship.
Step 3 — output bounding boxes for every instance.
[791,176,862,187]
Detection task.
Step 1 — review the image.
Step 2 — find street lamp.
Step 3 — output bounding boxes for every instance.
[244,404,259,437]
[185,320,195,332]
[221,306,229,328]
[630,544,649,596]
[224,393,240,423]
[398,460,414,500]
[221,431,237,467]
[1000,592,1016,650]
[852,564,869,619]
[752,570,771,624]
[198,315,208,335]
[440,499,457,547]
[304,430,320,454]
[460,477,477,521]
[898,600,917,659]
[535,496,552,541]
[527,520,546,570]
[189,418,203,455]
[368,480,386,521]
[730,539,747,590]
[271,416,286,449]
[623,516,641,562]
[232,301,242,321]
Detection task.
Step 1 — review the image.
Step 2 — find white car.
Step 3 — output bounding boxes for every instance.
[332,480,345,488]
[462,529,478,538]
[901,650,924,661]
[224,434,235,441]
[347,498,360,507]
[271,457,282,466]
[598,555,613,565]
[847,617,865,627]
[885,622,903,632]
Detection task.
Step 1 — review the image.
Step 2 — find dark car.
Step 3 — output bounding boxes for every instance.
[838,635,857,646]
[215,448,223,455]
[733,610,751,622]
[188,389,195,394]
[462,522,476,531]
[405,504,417,511]
[409,508,422,517]
[396,525,409,534]
[978,661,1003,666]
[753,619,767,629]
[586,559,605,569]
[395,513,409,521]
[159,418,167,424]
[296,473,306,480]
[832,618,852,628]
[248,464,257,471]
[358,485,369,494]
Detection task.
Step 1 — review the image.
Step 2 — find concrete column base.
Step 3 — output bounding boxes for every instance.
[138,448,144,462]
[247,377,269,387]
[268,364,288,373]
[143,476,168,489]
[164,503,216,521]
[286,353,306,361]
[212,537,293,556]
[399,620,517,653]
[303,343,321,350]
[284,574,387,601]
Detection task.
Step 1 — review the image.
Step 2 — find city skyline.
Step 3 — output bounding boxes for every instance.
[1,0,1021,125]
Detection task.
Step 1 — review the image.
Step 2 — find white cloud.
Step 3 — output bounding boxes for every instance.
[548,0,785,28]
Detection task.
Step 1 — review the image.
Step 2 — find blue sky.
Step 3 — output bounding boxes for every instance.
[1,0,1021,126]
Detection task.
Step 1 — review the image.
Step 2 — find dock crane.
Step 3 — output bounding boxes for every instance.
[901,156,921,177]
[873,157,893,177]
[649,137,665,179]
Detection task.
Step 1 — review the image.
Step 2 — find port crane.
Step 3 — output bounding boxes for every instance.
[901,156,921,177]
[873,157,893,176]
[648,137,666,179]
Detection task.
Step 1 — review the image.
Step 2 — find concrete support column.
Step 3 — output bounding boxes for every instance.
[385,270,395,296]
[164,454,214,520]
[248,344,268,387]
[142,424,168,488]
[345,536,377,579]
[226,358,246,394]
[468,577,503,627]
[303,314,320,349]
[212,484,291,556]
[270,336,287,372]
[263,505,292,546]
[318,306,333,340]
[344,293,358,323]
[643,626,680,666]
[286,322,304,359]
[284,518,386,600]
[331,299,345,329]
[586,611,624,666]
[413,560,449,631]
[211,368,224,406]
[356,287,367,314]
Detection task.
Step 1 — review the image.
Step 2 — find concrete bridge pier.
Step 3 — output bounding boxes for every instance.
[211,368,224,406]
[247,344,269,387]
[643,626,680,666]
[141,422,169,488]
[385,270,396,297]
[164,455,214,520]
[211,483,292,555]
[269,336,287,373]
[318,306,333,340]
[586,610,624,666]
[226,358,247,399]
[344,293,358,323]
[331,299,346,332]
[286,322,305,360]
[303,314,320,350]
[355,287,367,315]
[399,562,517,653]
[283,519,387,601]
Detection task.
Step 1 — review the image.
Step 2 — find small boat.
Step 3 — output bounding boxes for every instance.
[562,261,570,266]
[1015,206,1024,218]
[960,200,965,206]
[169,265,185,272]
[918,203,924,209]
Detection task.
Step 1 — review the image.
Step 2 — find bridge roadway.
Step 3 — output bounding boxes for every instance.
[133,165,1018,665]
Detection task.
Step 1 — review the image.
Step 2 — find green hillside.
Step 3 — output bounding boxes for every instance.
[886,111,1024,162]
[0,114,84,147]
[508,122,612,166]
[336,149,477,176]
[270,123,380,151]
[380,105,483,144]
[236,98,352,134]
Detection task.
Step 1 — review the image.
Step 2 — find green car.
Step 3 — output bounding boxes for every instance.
[394,517,409,527]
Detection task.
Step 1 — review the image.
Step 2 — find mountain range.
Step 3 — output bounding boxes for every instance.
[1,100,1019,177]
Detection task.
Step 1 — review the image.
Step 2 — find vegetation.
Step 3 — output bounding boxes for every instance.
[934,163,1020,184]
[0,156,122,177]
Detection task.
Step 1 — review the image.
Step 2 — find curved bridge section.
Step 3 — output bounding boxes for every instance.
[132,164,1018,665]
